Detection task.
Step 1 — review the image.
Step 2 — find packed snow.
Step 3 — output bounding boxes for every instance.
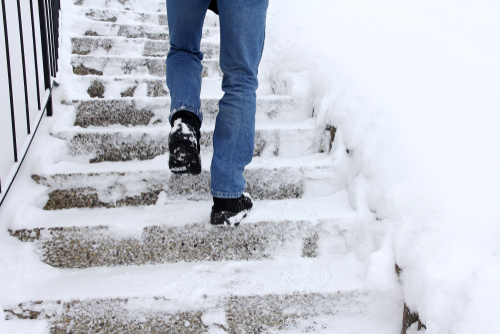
[1,0,500,333]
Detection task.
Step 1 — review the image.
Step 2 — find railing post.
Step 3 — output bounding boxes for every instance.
[46,95,53,117]
[1,0,18,162]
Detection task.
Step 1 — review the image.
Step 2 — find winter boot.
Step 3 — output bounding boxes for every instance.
[210,194,253,227]
[168,111,201,175]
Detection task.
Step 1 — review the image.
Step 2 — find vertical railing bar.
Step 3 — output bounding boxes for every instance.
[37,0,53,116]
[44,0,54,76]
[50,0,56,74]
[52,0,58,72]
[38,0,50,90]
[46,93,53,116]
[16,0,31,134]
[29,0,41,111]
[49,0,56,76]
[1,0,18,162]
[48,0,54,76]
[57,0,60,65]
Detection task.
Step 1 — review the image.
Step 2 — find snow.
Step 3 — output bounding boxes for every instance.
[1,0,500,332]
[261,0,500,332]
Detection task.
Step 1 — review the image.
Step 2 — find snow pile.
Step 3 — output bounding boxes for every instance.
[261,0,500,332]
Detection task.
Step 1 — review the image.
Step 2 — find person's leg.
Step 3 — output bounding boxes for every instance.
[166,0,211,123]
[210,0,269,199]
[166,0,211,174]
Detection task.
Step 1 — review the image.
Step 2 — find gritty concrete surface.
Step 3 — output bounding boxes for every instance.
[85,10,117,23]
[65,128,301,163]
[71,37,113,55]
[302,233,319,258]
[82,9,165,25]
[75,100,158,127]
[71,38,197,58]
[72,97,294,127]
[33,168,304,210]
[10,221,320,268]
[86,79,105,98]
[116,24,169,40]
[74,0,165,13]
[142,40,169,57]
[146,80,169,97]
[83,30,99,36]
[4,292,367,333]
[71,55,221,77]
[120,85,137,97]
[73,64,103,76]
[5,299,207,334]
[140,41,219,59]
[69,132,168,163]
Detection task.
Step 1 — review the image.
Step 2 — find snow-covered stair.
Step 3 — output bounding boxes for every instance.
[2,0,404,332]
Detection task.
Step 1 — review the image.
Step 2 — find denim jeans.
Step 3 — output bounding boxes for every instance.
[166,0,268,199]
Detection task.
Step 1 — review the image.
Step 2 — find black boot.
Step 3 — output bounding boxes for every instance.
[210,194,253,227]
[168,110,202,175]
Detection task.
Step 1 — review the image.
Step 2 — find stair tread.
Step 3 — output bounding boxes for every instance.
[75,7,219,28]
[2,255,369,300]
[73,0,167,13]
[71,54,222,77]
[71,36,219,58]
[5,288,400,333]
[10,191,355,231]
[41,153,335,176]
[31,163,342,209]
[62,96,306,128]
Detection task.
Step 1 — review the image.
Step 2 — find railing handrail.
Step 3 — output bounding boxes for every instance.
[0,0,60,206]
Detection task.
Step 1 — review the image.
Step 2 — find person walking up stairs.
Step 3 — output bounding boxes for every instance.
[167,0,267,226]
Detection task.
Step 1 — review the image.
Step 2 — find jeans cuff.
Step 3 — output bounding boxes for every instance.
[211,190,243,199]
[169,105,203,125]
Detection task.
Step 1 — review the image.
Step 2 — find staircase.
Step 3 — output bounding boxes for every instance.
[3,0,404,332]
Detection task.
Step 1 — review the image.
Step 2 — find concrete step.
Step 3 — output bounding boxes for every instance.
[58,125,327,163]
[73,0,166,13]
[71,37,220,58]
[9,189,356,231]
[80,77,170,98]
[4,291,386,333]
[69,21,218,40]
[76,22,169,40]
[71,55,221,77]
[10,219,342,268]
[77,7,168,25]
[70,97,297,127]
[71,76,223,99]
[75,7,219,28]
[32,164,336,209]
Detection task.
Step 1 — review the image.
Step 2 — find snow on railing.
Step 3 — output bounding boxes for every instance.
[0,0,60,206]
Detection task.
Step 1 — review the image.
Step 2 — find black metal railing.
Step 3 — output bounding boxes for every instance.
[0,0,60,206]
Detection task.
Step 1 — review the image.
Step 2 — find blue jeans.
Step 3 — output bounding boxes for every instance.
[166,0,268,199]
